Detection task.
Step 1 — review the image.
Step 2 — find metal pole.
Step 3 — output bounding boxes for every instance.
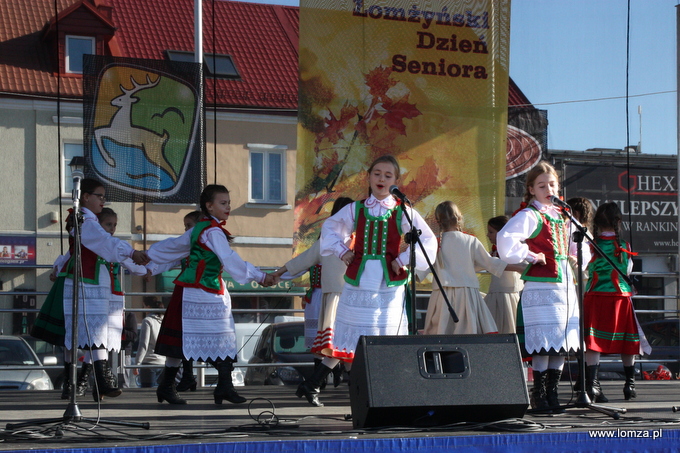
[195,0,203,64]
[676,6,680,284]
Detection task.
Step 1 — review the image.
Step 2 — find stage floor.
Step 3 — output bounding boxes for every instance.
[1,380,679,451]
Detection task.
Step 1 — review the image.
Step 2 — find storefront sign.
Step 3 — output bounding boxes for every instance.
[0,236,36,267]
[564,163,678,253]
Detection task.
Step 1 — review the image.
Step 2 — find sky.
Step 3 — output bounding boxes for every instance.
[234,0,679,156]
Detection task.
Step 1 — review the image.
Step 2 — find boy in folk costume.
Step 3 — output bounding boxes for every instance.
[142,185,276,405]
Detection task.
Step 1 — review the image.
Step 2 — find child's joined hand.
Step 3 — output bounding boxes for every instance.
[271,266,287,278]
[261,273,278,287]
[132,250,150,265]
[391,259,406,275]
[341,251,354,266]
[534,252,546,265]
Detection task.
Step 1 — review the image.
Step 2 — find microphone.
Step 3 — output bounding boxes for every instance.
[389,185,410,203]
[548,195,570,209]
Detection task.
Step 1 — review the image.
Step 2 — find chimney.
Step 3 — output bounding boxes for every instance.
[93,0,113,22]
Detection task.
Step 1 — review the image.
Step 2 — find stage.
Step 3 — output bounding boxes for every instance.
[1,380,679,452]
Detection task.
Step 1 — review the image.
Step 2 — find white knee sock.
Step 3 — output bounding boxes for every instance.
[165,357,182,368]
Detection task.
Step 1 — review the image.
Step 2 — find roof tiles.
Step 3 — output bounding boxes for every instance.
[0,0,300,109]
[0,0,527,111]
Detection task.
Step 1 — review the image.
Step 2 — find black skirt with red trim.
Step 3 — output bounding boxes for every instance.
[155,285,184,359]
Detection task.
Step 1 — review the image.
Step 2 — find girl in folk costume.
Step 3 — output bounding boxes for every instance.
[564,197,610,401]
[60,179,149,401]
[496,161,585,413]
[273,197,354,396]
[423,202,521,335]
[97,208,151,390]
[32,245,71,397]
[144,185,275,405]
[296,155,437,407]
[484,216,525,334]
[274,197,354,349]
[583,202,651,401]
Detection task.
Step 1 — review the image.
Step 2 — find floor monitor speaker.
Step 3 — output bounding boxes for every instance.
[349,334,529,428]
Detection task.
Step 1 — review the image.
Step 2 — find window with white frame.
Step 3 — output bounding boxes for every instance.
[249,145,286,204]
[65,35,95,74]
[62,142,84,195]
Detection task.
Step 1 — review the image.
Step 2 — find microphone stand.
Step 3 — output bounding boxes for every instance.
[550,207,626,419]
[6,172,149,432]
[397,196,458,334]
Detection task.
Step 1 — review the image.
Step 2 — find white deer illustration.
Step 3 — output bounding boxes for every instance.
[94,74,176,181]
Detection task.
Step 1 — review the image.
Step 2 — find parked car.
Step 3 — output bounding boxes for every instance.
[0,336,55,390]
[201,322,270,387]
[244,321,315,385]
[21,335,68,389]
[640,317,679,377]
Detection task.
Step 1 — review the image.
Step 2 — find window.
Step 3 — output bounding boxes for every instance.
[62,142,84,195]
[249,145,286,204]
[166,50,240,79]
[65,35,95,74]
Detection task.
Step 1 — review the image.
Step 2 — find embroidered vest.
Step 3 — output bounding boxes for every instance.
[174,219,226,294]
[344,200,408,287]
[522,206,569,283]
[585,237,633,295]
[59,238,102,284]
[59,240,122,294]
[303,264,322,303]
[106,261,123,295]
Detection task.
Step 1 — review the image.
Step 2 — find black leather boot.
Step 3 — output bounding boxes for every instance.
[92,359,122,401]
[315,358,327,390]
[530,370,550,412]
[157,366,187,404]
[296,363,333,407]
[210,359,246,404]
[584,364,609,403]
[332,363,344,388]
[623,365,637,400]
[60,363,72,400]
[176,359,197,392]
[75,362,93,397]
[586,365,609,403]
[546,369,565,414]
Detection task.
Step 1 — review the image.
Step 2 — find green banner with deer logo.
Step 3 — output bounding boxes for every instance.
[83,55,205,203]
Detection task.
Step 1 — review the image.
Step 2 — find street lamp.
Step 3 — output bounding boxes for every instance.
[68,156,85,204]
[68,155,85,178]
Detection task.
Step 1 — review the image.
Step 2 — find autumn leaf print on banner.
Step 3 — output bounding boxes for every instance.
[295,66,424,247]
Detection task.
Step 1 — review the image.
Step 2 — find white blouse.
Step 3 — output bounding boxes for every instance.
[146,218,266,285]
[78,207,134,264]
[320,195,437,291]
[497,200,590,267]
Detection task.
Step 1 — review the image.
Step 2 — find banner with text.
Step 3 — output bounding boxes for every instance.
[564,163,678,253]
[296,0,511,256]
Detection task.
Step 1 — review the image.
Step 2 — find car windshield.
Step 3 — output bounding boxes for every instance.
[643,319,679,347]
[273,326,308,354]
[0,339,38,366]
